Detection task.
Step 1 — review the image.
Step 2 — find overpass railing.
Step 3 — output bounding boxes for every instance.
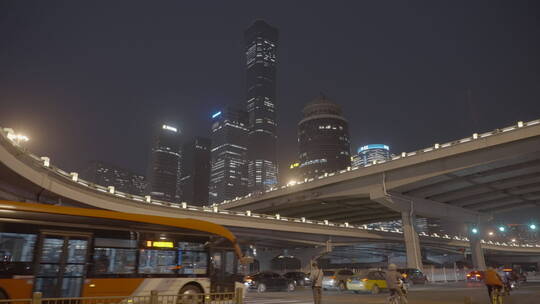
[2,120,540,250]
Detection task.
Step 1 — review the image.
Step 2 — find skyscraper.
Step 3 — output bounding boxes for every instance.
[245,20,279,193]
[209,108,249,204]
[298,94,351,179]
[179,136,211,206]
[81,161,147,196]
[147,124,181,202]
[355,144,391,166]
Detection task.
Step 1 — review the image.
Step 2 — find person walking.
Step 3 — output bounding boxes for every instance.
[309,262,323,304]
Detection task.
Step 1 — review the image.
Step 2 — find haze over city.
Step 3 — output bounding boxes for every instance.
[2,1,539,181]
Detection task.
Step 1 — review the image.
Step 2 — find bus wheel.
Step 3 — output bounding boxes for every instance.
[0,289,8,300]
[178,284,203,304]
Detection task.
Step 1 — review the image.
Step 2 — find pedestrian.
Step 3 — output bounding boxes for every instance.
[309,262,323,304]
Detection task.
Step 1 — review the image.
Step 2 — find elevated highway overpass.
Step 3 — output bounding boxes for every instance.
[1,121,540,270]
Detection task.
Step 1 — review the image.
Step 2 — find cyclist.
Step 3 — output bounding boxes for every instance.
[384,263,408,304]
[484,267,504,301]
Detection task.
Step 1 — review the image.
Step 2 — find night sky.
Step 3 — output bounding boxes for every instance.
[1,1,539,200]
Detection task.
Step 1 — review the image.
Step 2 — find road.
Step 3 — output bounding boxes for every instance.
[244,282,540,304]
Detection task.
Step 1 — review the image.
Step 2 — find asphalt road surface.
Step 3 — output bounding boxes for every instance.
[244,282,540,304]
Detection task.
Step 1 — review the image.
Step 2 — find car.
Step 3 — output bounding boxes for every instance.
[398,268,428,285]
[284,271,311,286]
[244,271,296,292]
[466,270,484,282]
[322,269,355,291]
[346,270,388,294]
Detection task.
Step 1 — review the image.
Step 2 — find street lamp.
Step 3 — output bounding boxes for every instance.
[498,226,506,232]
[471,228,479,234]
[488,231,494,236]
[530,224,537,230]
[5,129,29,145]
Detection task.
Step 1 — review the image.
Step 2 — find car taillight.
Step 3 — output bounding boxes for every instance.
[331,276,336,279]
[402,273,408,278]
[475,274,481,277]
[347,279,352,283]
[466,274,471,277]
[362,278,368,282]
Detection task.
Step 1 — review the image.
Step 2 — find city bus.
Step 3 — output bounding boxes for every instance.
[0,200,247,299]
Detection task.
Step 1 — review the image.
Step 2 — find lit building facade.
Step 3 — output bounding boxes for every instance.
[245,20,279,193]
[356,144,391,166]
[298,94,351,179]
[147,124,182,202]
[286,162,302,185]
[209,108,249,204]
[81,161,147,196]
[179,137,211,206]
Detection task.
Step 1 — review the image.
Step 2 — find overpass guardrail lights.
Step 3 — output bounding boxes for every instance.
[216,118,540,202]
[2,120,540,250]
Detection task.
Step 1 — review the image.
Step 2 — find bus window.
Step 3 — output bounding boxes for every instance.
[93,248,137,274]
[0,232,36,276]
[179,251,208,275]
[138,249,176,274]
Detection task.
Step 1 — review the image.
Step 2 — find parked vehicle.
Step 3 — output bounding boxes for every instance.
[284,271,311,286]
[322,269,355,291]
[346,270,387,294]
[398,268,428,285]
[466,270,484,282]
[244,272,295,292]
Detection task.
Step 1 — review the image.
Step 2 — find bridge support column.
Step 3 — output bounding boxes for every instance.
[402,211,423,271]
[470,235,486,270]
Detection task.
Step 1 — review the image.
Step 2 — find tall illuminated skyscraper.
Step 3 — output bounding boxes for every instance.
[245,20,279,192]
[209,108,249,204]
[147,124,181,202]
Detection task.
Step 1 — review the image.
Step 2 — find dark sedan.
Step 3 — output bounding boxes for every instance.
[245,272,296,292]
[284,271,311,286]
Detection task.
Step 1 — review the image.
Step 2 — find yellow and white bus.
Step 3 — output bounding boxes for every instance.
[0,200,245,299]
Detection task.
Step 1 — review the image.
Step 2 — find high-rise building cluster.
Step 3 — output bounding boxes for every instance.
[145,20,279,205]
[87,20,395,208]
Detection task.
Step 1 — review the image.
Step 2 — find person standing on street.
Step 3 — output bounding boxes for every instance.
[310,262,323,304]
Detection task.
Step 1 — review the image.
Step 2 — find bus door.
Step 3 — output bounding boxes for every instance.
[210,249,239,292]
[34,231,91,297]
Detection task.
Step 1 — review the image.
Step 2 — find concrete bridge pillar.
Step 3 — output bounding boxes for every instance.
[470,234,486,270]
[402,211,423,271]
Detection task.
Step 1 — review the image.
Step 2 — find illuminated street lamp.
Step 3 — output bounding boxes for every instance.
[471,228,479,234]
[530,224,537,230]
[488,231,494,236]
[498,226,506,232]
[5,129,29,145]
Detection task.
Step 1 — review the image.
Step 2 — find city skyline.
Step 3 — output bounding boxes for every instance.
[1,1,539,202]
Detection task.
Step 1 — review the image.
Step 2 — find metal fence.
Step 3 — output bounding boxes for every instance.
[0,289,244,304]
